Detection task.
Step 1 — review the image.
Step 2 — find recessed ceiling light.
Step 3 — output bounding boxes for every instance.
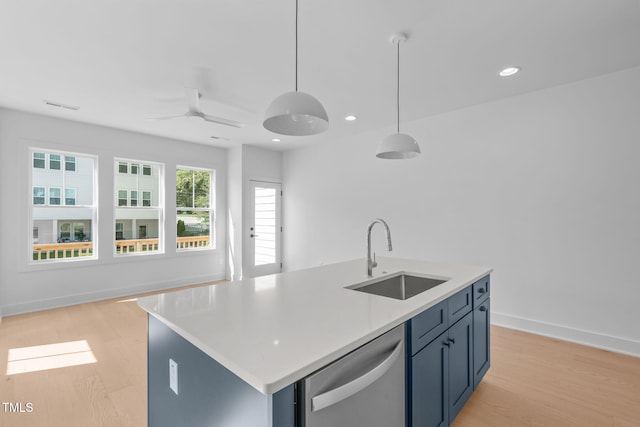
[272,138,281,142]
[344,115,358,121]
[499,66,521,77]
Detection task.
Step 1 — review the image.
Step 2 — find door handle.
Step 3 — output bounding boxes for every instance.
[250,234,259,238]
[311,340,403,412]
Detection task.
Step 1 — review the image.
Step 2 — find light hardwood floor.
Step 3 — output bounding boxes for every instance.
[1,287,639,427]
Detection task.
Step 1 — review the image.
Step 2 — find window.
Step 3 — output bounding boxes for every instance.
[59,223,71,241]
[176,167,214,251]
[65,188,76,206]
[50,154,61,170]
[33,187,45,205]
[65,156,76,172]
[33,153,45,169]
[118,162,128,174]
[118,190,127,207]
[31,149,97,263]
[115,222,124,240]
[49,187,61,205]
[114,159,163,256]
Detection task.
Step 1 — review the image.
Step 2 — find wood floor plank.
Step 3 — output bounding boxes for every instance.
[1,284,639,426]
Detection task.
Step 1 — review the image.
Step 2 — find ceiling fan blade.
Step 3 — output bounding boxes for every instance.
[202,114,244,128]
[147,114,186,120]
[184,87,201,112]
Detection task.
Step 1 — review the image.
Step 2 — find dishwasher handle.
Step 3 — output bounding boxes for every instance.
[311,339,403,412]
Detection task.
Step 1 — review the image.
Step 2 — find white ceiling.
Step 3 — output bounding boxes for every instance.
[1,0,639,151]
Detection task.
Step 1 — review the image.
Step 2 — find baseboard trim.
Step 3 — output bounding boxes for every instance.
[1,273,227,317]
[492,311,640,358]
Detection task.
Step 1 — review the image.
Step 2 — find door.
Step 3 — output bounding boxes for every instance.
[246,180,282,278]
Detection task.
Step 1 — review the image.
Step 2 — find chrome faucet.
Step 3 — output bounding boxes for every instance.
[366,218,393,277]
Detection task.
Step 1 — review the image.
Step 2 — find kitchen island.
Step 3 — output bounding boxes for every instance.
[138,257,492,426]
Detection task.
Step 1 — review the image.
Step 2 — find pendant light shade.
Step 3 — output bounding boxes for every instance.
[376,133,421,159]
[377,33,421,159]
[263,0,328,136]
[263,91,329,136]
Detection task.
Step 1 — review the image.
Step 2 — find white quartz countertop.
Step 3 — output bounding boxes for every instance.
[137,257,492,395]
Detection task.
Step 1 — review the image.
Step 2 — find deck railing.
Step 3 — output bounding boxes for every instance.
[33,236,211,260]
[32,242,93,261]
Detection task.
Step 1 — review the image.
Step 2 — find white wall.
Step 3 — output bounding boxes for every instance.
[226,146,244,280]
[0,108,228,315]
[282,67,640,356]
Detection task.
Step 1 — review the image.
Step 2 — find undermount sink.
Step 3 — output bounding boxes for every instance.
[347,274,448,300]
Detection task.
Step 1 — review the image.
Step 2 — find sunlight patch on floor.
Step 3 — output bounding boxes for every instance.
[7,340,97,375]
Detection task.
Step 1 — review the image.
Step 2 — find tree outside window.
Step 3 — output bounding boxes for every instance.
[176,167,214,250]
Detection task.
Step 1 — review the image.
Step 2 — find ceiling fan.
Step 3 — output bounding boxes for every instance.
[150,87,244,128]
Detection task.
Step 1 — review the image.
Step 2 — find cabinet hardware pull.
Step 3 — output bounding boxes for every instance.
[443,341,450,347]
[479,306,487,312]
[448,338,455,344]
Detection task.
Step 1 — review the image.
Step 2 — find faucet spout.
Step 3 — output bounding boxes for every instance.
[366,218,393,277]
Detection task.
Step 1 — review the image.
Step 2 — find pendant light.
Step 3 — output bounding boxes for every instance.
[376,33,421,159]
[263,0,329,136]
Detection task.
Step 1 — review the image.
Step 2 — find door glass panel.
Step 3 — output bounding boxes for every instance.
[254,186,276,266]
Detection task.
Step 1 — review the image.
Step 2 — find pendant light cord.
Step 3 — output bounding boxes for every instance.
[295,0,298,92]
[396,40,400,134]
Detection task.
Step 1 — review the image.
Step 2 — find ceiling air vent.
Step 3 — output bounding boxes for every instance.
[43,100,79,111]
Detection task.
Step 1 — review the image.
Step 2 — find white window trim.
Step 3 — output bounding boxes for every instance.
[49,154,62,170]
[33,186,46,205]
[49,186,62,206]
[29,148,98,265]
[33,152,45,169]
[64,187,77,206]
[113,158,164,257]
[176,166,216,252]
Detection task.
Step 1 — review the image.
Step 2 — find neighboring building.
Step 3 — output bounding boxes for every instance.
[32,151,95,244]
[114,161,160,241]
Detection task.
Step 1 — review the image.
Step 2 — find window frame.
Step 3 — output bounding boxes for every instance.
[49,187,62,205]
[49,154,61,170]
[29,148,98,265]
[113,158,164,257]
[33,186,46,205]
[65,156,76,172]
[176,166,215,252]
[33,152,45,169]
[64,188,77,206]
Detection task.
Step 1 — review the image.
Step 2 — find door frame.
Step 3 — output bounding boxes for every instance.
[244,179,282,278]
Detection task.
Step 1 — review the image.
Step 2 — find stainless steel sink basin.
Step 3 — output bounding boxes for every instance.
[347,274,448,300]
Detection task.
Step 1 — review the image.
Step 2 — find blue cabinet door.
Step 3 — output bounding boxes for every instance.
[410,332,449,427]
[473,298,490,389]
[448,312,473,422]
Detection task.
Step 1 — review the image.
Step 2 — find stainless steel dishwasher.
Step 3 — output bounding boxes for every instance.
[303,324,405,427]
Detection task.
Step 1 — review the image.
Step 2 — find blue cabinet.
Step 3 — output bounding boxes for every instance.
[407,275,490,427]
[409,311,473,427]
[473,277,490,389]
[447,312,473,421]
